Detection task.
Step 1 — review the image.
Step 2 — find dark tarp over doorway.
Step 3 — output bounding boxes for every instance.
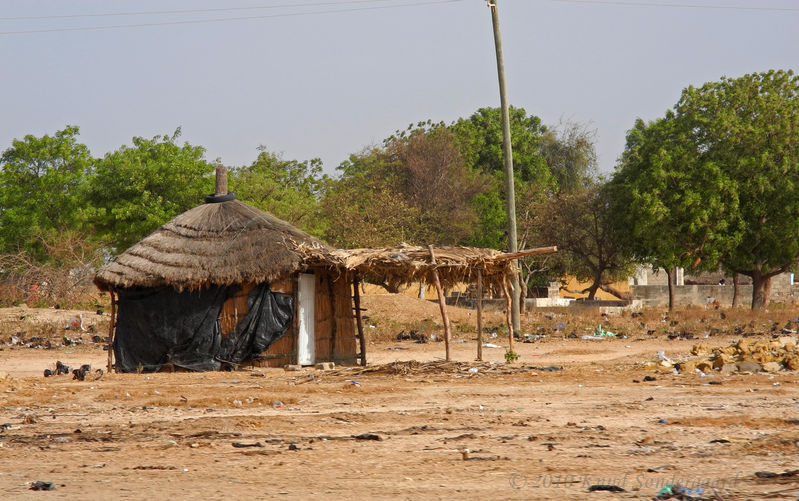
[113,284,293,372]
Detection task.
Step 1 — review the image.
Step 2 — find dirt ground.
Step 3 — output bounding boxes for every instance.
[1,298,798,500]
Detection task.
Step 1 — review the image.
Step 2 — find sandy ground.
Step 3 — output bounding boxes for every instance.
[1,301,798,500]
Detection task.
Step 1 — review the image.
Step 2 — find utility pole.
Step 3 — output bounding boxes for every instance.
[487,0,521,334]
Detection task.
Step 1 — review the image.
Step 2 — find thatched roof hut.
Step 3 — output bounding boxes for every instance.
[94,168,355,373]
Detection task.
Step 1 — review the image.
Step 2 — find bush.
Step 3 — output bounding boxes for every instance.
[0,232,106,308]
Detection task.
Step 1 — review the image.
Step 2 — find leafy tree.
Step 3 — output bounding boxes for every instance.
[320,149,421,248]
[540,119,598,194]
[230,149,328,238]
[608,117,737,310]
[86,128,214,252]
[610,70,799,309]
[321,126,487,249]
[451,106,551,184]
[384,126,486,245]
[532,185,635,300]
[517,119,599,294]
[451,107,555,250]
[0,125,93,260]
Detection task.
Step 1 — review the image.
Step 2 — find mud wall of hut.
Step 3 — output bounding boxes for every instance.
[313,271,357,365]
[248,271,357,368]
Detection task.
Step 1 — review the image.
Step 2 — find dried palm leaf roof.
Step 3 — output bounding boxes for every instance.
[94,199,333,291]
[301,244,556,290]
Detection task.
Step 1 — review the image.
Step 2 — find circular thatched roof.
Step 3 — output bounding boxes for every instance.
[94,199,333,291]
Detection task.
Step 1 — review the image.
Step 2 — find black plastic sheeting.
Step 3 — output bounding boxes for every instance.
[113,283,293,372]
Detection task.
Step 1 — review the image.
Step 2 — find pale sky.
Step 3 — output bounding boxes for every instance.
[1,0,797,175]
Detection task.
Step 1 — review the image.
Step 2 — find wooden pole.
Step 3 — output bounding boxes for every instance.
[488,0,521,335]
[353,272,367,366]
[106,290,116,373]
[495,246,557,261]
[502,276,514,353]
[428,245,452,361]
[215,165,228,195]
[476,269,483,362]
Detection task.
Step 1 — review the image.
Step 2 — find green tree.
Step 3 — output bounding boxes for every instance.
[610,70,799,309]
[0,125,93,260]
[451,106,555,250]
[320,149,421,248]
[608,117,737,310]
[540,119,598,194]
[533,185,635,300]
[86,128,214,252]
[230,149,328,238]
[321,126,487,249]
[384,126,486,245]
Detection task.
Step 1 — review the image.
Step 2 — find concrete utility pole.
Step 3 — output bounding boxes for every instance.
[487,0,521,334]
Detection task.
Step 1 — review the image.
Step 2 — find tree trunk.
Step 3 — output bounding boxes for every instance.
[598,283,632,301]
[417,282,425,300]
[666,267,674,312]
[518,272,527,313]
[731,273,741,307]
[751,271,770,310]
[586,272,601,300]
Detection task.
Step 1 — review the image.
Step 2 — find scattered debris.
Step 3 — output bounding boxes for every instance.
[588,484,625,492]
[231,442,264,448]
[669,336,799,373]
[593,325,616,337]
[29,481,56,491]
[523,365,562,372]
[396,329,428,343]
[65,314,86,331]
[352,433,383,441]
[654,483,709,500]
[755,469,799,479]
[72,364,92,381]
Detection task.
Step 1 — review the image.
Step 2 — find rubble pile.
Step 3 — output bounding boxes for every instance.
[677,335,799,374]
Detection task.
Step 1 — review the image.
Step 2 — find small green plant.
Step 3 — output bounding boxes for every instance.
[504,349,520,364]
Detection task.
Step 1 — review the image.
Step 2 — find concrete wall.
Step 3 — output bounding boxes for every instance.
[631,277,799,307]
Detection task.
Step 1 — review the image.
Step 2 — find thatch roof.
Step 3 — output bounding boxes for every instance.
[306,244,554,290]
[94,199,332,291]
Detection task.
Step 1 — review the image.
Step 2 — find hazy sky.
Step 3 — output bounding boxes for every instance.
[1,0,797,175]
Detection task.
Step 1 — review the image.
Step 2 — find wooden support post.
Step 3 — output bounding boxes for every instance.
[476,269,483,362]
[428,245,452,361]
[502,276,514,353]
[353,272,367,366]
[106,290,116,373]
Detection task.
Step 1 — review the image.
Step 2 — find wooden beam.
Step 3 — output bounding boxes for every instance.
[502,276,514,353]
[353,272,367,366]
[476,269,483,362]
[428,245,452,361]
[495,246,557,261]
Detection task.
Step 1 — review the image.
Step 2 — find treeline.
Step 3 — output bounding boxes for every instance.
[0,107,598,303]
[2,69,798,310]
